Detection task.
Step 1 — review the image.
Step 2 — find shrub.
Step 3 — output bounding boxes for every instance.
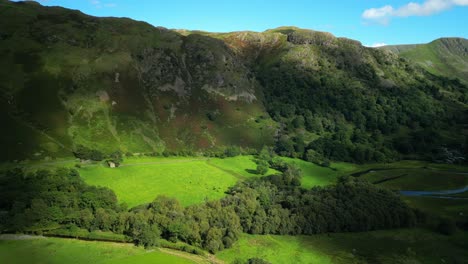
[256,160,269,175]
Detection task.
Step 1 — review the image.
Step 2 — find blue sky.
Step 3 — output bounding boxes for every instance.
[22,0,468,46]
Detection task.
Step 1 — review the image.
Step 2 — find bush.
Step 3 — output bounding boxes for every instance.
[256,160,269,175]
[73,145,104,161]
[107,150,123,167]
[225,146,241,157]
[248,258,271,264]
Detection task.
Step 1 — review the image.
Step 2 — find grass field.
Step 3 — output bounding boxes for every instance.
[79,158,238,208]
[217,229,468,264]
[354,163,468,223]
[6,156,466,211]
[360,169,468,191]
[402,196,468,221]
[1,155,350,208]
[0,236,200,264]
[207,155,278,178]
[281,158,354,188]
[79,156,354,207]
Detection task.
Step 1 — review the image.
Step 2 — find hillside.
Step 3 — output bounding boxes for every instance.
[1,1,467,163]
[381,38,468,83]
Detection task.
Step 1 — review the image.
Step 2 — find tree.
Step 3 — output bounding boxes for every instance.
[204,227,224,253]
[225,146,241,157]
[292,115,305,129]
[305,149,321,164]
[137,225,162,248]
[256,160,269,175]
[107,150,123,167]
[258,146,273,163]
[275,136,294,157]
[78,208,94,228]
[73,145,104,161]
[283,164,302,186]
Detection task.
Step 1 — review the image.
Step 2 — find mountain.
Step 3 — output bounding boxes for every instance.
[381,38,468,83]
[1,0,467,162]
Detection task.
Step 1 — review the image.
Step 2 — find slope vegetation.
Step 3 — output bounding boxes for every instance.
[382,38,468,83]
[0,1,467,164]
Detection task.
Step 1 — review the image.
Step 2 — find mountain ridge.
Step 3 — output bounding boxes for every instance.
[380,37,468,83]
[1,0,467,163]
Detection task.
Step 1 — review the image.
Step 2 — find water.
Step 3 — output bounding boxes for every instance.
[400,186,468,199]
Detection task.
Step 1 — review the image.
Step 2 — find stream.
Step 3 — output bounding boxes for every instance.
[400,186,468,199]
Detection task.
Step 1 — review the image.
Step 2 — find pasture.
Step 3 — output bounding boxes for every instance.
[0,236,200,264]
[353,163,468,222]
[79,155,352,207]
[359,168,468,191]
[207,155,278,178]
[280,157,354,188]
[79,158,238,208]
[217,229,468,264]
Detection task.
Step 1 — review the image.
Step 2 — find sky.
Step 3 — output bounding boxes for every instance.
[17,0,468,46]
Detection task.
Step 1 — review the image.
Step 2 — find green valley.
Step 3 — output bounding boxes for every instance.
[1,1,468,264]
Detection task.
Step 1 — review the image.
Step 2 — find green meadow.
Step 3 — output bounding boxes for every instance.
[0,236,200,264]
[1,156,468,264]
[1,155,348,208]
[217,229,468,264]
[79,158,238,208]
[79,155,349,207]
[359,168,468,191]
[207,155,278,178]
[351,162,468,223]
[280,157,354,188]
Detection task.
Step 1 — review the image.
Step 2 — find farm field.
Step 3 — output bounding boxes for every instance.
[207,155,278,178]
[0,155,349,208]
[78,155,349,207]
[217,229,468,264]
[1,157,468,264]
[280,157,353,187]
[353,163,468,222]
[402,196,468,221]
[358,168,468,191]
[78,158,238,208]
[0,236,201,264]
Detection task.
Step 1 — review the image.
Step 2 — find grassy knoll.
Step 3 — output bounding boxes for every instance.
[217,229,468,264]
[79,158,238,208]
[0,236,199,264]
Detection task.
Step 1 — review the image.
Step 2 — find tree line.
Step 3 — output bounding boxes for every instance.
[0,165,419,253]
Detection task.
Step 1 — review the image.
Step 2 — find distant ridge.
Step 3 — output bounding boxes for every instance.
[381,38,468,83]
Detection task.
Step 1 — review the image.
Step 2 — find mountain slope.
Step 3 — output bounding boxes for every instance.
[0,0,277,160]
[1,1,467,163]
[381,38,468,83]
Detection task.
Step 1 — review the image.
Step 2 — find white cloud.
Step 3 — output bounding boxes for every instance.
[367,43,388,48]
[363,0,468,24]
[362,5,394,19]
[90,0,116,8]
